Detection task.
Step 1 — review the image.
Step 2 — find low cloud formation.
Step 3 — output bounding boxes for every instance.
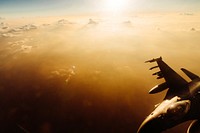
[0,13,200,133]
[88,19,98,25]
[123,20,132,26]
[19,24,37,31]
[50,66,76,84]
[57,19,74,25]
[0,22,9,29]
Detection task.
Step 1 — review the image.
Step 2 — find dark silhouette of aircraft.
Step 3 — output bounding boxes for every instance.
[137,57,200,133]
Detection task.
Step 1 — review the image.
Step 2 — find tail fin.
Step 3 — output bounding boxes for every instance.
[181,68,199,80]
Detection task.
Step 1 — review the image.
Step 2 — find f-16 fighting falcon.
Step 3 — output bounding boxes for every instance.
[137,57,200,133]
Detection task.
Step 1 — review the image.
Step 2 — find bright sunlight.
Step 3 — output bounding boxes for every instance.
[103,0,130,13]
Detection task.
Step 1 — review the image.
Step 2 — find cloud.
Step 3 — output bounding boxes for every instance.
[50,66,76,84]
[0,23,38,38]
[88,19,98,25]
[80,19,99,30]
[190,27,196,31]
[57,19,74,25]
[20,45,33,53]
[8,38,29,47]
[0,22,9,29]
[180,13,194,16]
[1,33,14,37]
[122,20,132,27]
[19,24,37,31]
[0,38,34,59]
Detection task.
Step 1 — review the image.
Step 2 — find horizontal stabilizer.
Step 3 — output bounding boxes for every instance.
[149,82,168,94]
[181,68,199,80]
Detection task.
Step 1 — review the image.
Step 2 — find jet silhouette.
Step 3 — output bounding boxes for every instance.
[138,57,200,133]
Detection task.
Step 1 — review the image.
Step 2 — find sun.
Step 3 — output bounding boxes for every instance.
[103,0,129,13]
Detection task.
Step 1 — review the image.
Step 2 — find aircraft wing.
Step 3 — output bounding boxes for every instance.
[145,57,189,99]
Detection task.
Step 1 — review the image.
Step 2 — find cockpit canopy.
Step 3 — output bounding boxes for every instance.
[167,100,190,118]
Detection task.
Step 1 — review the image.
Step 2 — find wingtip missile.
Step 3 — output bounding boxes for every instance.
[145,57,162,63]
[145,58,156,63]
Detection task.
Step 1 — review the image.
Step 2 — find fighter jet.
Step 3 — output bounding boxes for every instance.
[137,57,200,133]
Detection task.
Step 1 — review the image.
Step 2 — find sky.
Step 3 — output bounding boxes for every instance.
[0,0,200,17]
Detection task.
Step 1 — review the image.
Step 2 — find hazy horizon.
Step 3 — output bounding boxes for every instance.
[1,0,200,17]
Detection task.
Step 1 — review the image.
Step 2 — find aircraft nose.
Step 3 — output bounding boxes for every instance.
[137,116,162,133]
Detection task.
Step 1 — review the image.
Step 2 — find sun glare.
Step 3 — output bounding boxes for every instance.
[103,0,129,13]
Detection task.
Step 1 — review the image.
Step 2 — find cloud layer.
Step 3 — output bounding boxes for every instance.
[0,13,199,132]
